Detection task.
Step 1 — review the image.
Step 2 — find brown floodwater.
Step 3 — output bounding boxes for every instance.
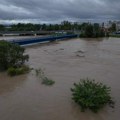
[0,37,120,120]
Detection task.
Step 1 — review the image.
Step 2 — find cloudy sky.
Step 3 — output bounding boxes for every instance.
[0,0,120,24]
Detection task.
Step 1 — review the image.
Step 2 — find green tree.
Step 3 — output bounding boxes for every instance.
[110,23,117,32]
[84,24,94,37]
[80,23,105,38]
[93,23,100,37]
[61,21,72,30]
[0,25,5,31]
[0,41,29,70]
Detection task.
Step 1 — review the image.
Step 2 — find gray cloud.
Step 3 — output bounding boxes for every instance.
[0,0,120,24]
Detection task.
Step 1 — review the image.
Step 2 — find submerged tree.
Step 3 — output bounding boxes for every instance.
[71,79,114,113]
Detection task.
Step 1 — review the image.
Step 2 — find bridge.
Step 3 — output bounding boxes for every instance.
[10,34,78,46]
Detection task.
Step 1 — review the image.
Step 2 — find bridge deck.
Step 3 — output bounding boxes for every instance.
[10,34,77,45]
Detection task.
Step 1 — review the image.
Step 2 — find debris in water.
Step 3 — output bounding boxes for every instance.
[76,54,85,57]
[59,48,64,50]
[75,50,85,57]
[76,50,85,53]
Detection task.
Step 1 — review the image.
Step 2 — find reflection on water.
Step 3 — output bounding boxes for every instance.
[0,37,120,120]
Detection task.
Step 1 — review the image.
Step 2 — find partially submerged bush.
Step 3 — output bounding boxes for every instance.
[42,77,55,85]
[7,67,17,76]
[71,78,114,113]
[35,68,55,86]
[0,40,29,70]
[7,66,30,76]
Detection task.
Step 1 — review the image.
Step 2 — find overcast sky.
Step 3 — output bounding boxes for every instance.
[0,0,120,24]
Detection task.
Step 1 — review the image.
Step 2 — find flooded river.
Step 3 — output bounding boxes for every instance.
[0,37,120,120]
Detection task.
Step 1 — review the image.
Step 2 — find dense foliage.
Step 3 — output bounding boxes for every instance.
[0,25,5,31]
[71,79,114,112]
[109,23,117,32]
[0,41,29,70]
[0,21,117,34]
[80,23,106,38]
[7,66,30,76]
[1,21,117,38]
[6,21,74,31]
[0,21,108,32]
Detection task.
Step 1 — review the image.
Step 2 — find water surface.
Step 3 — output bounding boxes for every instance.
[0,37,120,120]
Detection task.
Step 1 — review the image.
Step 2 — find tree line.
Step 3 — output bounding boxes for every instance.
[0,21,118,38]
[0,21,77,31]
[0,21,117,32]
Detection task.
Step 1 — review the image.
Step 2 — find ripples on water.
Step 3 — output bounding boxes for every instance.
[0,37,120,120]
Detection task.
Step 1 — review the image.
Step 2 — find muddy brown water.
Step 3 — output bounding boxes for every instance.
[0,37,120,120]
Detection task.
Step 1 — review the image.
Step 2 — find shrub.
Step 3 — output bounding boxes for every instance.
[7,66,30,76]
[0,40,29,70]
[35,68,55,86]
[71,78,114,113]
[15,67,25,75]
[7,67,17,76]
[42,77,55,85]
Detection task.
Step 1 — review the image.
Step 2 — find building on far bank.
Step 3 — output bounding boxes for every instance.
[103,21,120,31]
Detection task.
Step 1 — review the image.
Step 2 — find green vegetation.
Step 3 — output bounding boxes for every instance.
[80,23,106,38]
[0,40,29,70]
[0,21,116,38]
[0,21,118,37]
[0,21,105,32]
[71,78,114,113]
[109,23,117,32]
[6,21,73,31]
[0,40,29,76]
[41,77,55,85]
[0,25,5,31]
[35,68,55,86]
[7,66,30,76]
